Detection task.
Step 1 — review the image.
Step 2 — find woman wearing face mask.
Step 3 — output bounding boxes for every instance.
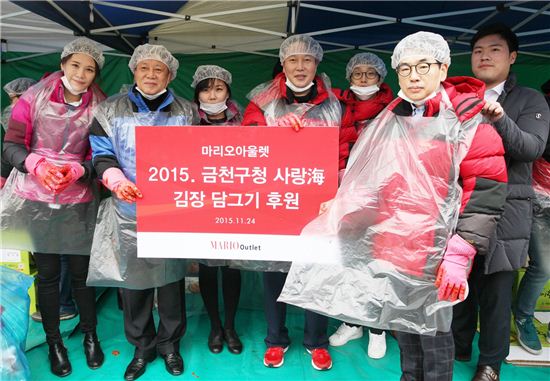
[1,37,106,377]
[333,53,393,166]
[192,65,242,125]
[328,52,393,358]
[191,65,244,354]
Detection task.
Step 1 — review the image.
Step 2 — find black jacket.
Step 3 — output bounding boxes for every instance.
[485,73,550,274]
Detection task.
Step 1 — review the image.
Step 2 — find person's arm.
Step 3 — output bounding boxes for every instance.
[89,117,120,178]
[3,97,33,172]
[485,89,550,162]
[242,101,267,126]
[455,122,508,254]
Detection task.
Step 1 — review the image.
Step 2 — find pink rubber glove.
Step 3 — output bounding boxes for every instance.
[276,113,303,132]
[435,234,476,302]
[102,167,143,203]
[54,162,85,193]
[24,153,65,193]
[0,177,6,189]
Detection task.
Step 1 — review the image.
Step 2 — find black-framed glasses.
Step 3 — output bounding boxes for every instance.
[351,71,379,80]
[396,62,441,77]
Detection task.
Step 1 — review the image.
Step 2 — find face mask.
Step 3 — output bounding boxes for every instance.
[135,87,167,100]
[397,88,439,106]
[200,101,228,115]
[285,78,314,93]
[61,76,88,96]
[350,85,380,100]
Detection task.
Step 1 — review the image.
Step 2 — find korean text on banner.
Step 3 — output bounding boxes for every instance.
[135,126,339,263]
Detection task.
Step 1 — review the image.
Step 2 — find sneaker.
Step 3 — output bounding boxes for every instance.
[367,331,386,359]
[515,318,542,355]
[31,311,42,322]
[329,323,363,346]
[263,346,288,368]
[306,348,332,371]
[59,310,77,321]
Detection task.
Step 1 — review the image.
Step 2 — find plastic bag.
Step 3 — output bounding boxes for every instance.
[0,266,34,381]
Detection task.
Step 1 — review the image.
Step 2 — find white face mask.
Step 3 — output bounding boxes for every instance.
[350,85,380,100]
[135,87,167,100]
[200,101,228,116]
[285,78,314,94]
[397,88,439,106]
[61,76,88,96]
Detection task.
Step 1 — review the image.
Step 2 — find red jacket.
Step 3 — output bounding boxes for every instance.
[243,73,352,170]
[332,83,393,170]
[351,76,507,277]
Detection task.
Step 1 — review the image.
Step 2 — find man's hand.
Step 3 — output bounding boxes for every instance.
[481,101,505,123]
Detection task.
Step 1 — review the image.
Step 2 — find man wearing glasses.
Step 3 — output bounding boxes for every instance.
[384,31,508,381]
[279,30,507,381]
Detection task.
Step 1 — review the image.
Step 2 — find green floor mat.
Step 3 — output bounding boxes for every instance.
[26,289,550,380]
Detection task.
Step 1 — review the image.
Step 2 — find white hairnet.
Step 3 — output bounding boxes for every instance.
[3,78,37,97]
[346,53,388,81]
[61,37,105,69]
[391,31,451,69]
[128,43,179,81]
[279,34,323,64]
[191,65,232,88]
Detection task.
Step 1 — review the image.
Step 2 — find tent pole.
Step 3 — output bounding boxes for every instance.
[1,23,73,34]
[92,6,135,50]
[307,21,394,37]
[46,0,86,33]
[0,10,31,20]
[5,51,59,63]
[512,3,550,31]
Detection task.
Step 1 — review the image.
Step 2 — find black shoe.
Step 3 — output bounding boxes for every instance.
[161,352,184,376]
[223,328,243,354]
[208,329,224,354]
[455,353,471,362]
[124,358,152,381]
[48,342,72,377]
[84,332,105,369]
[472,365,500,381]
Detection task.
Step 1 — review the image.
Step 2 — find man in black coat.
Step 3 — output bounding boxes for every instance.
[452,23,550,381]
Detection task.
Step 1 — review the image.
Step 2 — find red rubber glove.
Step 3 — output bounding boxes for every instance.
[54,162,85,193]
[25,153,66,193]
[435,234,476,302]
[0,177,6,189]
[276,113,303,132]
[102,167,143,203]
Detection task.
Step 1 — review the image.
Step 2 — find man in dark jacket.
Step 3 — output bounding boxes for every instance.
[452,23,550,381]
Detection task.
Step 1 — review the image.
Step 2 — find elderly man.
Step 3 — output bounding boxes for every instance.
[89,44,198,381]
[242,34,350,371]
[452,23,550,381]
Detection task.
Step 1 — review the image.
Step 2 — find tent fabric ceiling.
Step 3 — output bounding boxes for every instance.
[2,1,550,59]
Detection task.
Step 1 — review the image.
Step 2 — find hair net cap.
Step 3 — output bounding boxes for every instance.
[191,65,232,88]
[129,44,179,81]
[61,37,105,69]
[3,78,37,97]
[346,53,388,81]
[391,31,451,69]
[279,34,323,64]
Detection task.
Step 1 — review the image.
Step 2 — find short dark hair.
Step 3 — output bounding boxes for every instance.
[193,78,231,104]
[470,23,519,53]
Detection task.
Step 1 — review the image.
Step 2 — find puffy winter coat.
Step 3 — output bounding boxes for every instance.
[483,73,550,274]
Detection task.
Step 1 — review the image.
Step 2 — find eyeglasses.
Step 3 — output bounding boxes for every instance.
[396,62,441,77]
[351,71,379,80]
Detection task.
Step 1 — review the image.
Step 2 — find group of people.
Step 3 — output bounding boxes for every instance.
[0,21,549,381]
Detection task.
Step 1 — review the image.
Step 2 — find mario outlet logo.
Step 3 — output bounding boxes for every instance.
[210,240,261,251]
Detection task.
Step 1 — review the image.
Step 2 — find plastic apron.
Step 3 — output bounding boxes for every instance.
[278,92,479,335]
[231,73,341,273]
[87,92,198,289]
[1,71,103,255]
[530,159,550,263]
